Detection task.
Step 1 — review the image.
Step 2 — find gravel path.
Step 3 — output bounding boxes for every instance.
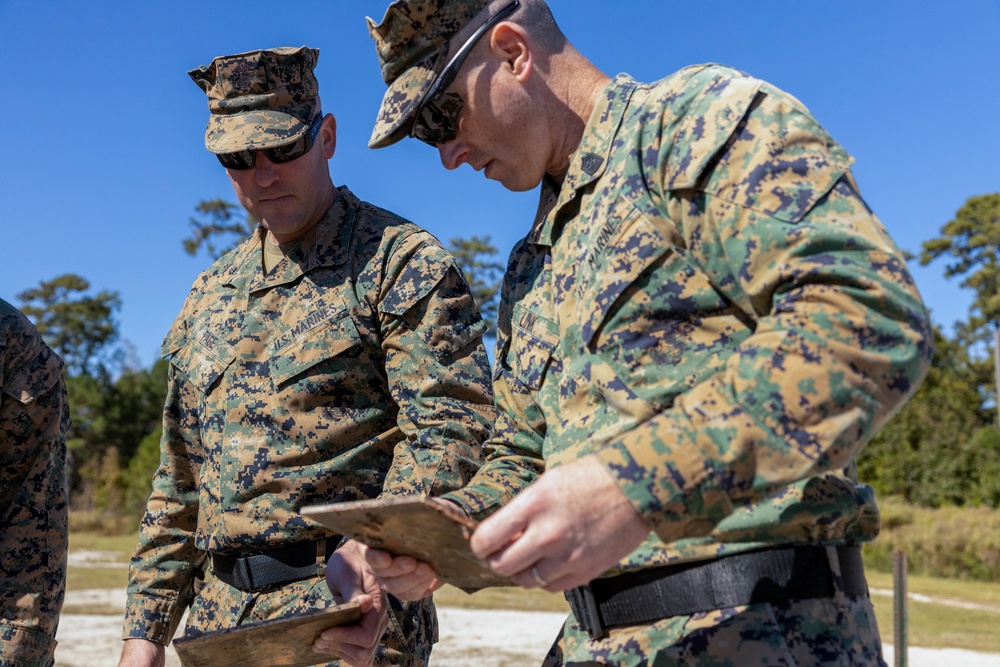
[53,588,1000,666]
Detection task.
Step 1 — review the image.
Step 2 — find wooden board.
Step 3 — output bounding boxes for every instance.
[300,496,512,593]
[172,602,361,667]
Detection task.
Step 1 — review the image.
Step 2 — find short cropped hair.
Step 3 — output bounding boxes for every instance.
[513,0,568,53]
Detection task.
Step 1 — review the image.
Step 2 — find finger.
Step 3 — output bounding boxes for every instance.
[327,545,375,603]
[393,574,444,601]
[318,603,388,660]
[537,570,589,592]
[377,566,438,598]
[365,552,421,578]
[312,630,343,656]
[320,622,379,648]
[469,504,529,560]
[313,638,371,667]
[321,592,386,638]
[364,548,394,569]
[318,595,375,639]
[478,518,561,580]
[507,562,579,592]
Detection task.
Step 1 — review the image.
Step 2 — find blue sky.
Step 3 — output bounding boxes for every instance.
[2,1,998,367]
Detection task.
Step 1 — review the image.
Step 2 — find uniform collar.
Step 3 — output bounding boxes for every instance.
[220,185,357,293]
[530,74,638,248]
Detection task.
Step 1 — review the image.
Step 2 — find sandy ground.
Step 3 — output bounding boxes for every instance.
[55,591,564,667]
[53,588,1000,666]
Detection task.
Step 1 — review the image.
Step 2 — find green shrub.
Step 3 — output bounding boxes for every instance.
[121,424,163,519]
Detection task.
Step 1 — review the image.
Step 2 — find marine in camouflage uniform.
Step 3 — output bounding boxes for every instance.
[366,2,933,665]
[0,299,69,667]
[120,47,495,667]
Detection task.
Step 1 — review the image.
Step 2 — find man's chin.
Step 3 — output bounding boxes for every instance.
[493,172,543,193]
[259,218,310,243]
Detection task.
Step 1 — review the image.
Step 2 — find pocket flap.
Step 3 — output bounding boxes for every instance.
[509,303,559,390]
[3,345,63,404]
[380,241,451,318]
[171,328,237,394]
[268,309,361,386]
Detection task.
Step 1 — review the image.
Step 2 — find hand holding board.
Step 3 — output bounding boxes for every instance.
[301,496,512,592]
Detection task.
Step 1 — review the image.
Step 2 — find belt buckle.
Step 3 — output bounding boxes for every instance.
[569,584,605,641]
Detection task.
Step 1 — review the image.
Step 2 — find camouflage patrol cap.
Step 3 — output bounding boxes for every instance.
[189,46,320,154]
[367,0,495,149]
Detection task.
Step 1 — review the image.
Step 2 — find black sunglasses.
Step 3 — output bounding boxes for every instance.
[217,113,324,170]
[409,0,520,145]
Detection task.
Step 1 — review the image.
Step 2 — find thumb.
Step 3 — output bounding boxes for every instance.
[327,554,363,602]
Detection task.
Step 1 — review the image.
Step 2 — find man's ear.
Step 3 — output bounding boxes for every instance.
[320,113,337,159]
[490,22,532,82]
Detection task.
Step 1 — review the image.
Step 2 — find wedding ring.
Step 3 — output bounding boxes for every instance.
[531,565,549,587]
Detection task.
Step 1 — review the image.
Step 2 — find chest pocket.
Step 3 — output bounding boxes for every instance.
[268,304,362,387]
[170,328,237,394]
[508,303,560,391]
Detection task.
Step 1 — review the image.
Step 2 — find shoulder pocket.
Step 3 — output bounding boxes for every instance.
[160,319,186,359]
[268,305,361,387]
[664,75,764,190]
[3,345,63,406]
[170,328,237,394]
[380,240,451,318]
[509,303,559,390]
[689,85,853,224]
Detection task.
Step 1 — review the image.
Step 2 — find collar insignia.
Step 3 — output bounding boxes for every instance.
[581,153,603,175]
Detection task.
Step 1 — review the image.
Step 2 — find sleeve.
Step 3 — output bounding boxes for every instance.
[376,231,497,498]
[123,308,206,645]
[444,239,547,521]
[593,70,934,543]
[0,316,69,665]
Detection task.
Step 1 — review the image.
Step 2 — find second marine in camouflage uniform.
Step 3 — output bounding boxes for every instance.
[122,46,495,666]
[1,299,69,667]
[367,2,933,665]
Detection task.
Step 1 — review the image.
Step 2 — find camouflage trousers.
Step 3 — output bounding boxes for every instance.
[0,625,57,667]
[542,595,885,666]
[182,571,437,666]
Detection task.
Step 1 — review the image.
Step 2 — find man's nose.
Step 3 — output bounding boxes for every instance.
[254,153,280,186]
[437,140,468,171]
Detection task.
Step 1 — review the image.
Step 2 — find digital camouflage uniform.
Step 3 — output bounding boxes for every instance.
[123,46,496,666]
[124,187,495,664]
[0,299,69,667]
[436,66,932,665]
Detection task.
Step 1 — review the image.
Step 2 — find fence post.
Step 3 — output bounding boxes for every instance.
[893,550,908,667]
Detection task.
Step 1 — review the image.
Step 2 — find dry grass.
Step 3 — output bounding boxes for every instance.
[67,566,128,594]
[869,499,1000,582]
[867,569,1000,653]
[67,530,139,556]
[433,584,569,613]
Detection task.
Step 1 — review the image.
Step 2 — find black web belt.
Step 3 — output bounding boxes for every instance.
[565,545,868,640]
[211,537,340,593]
